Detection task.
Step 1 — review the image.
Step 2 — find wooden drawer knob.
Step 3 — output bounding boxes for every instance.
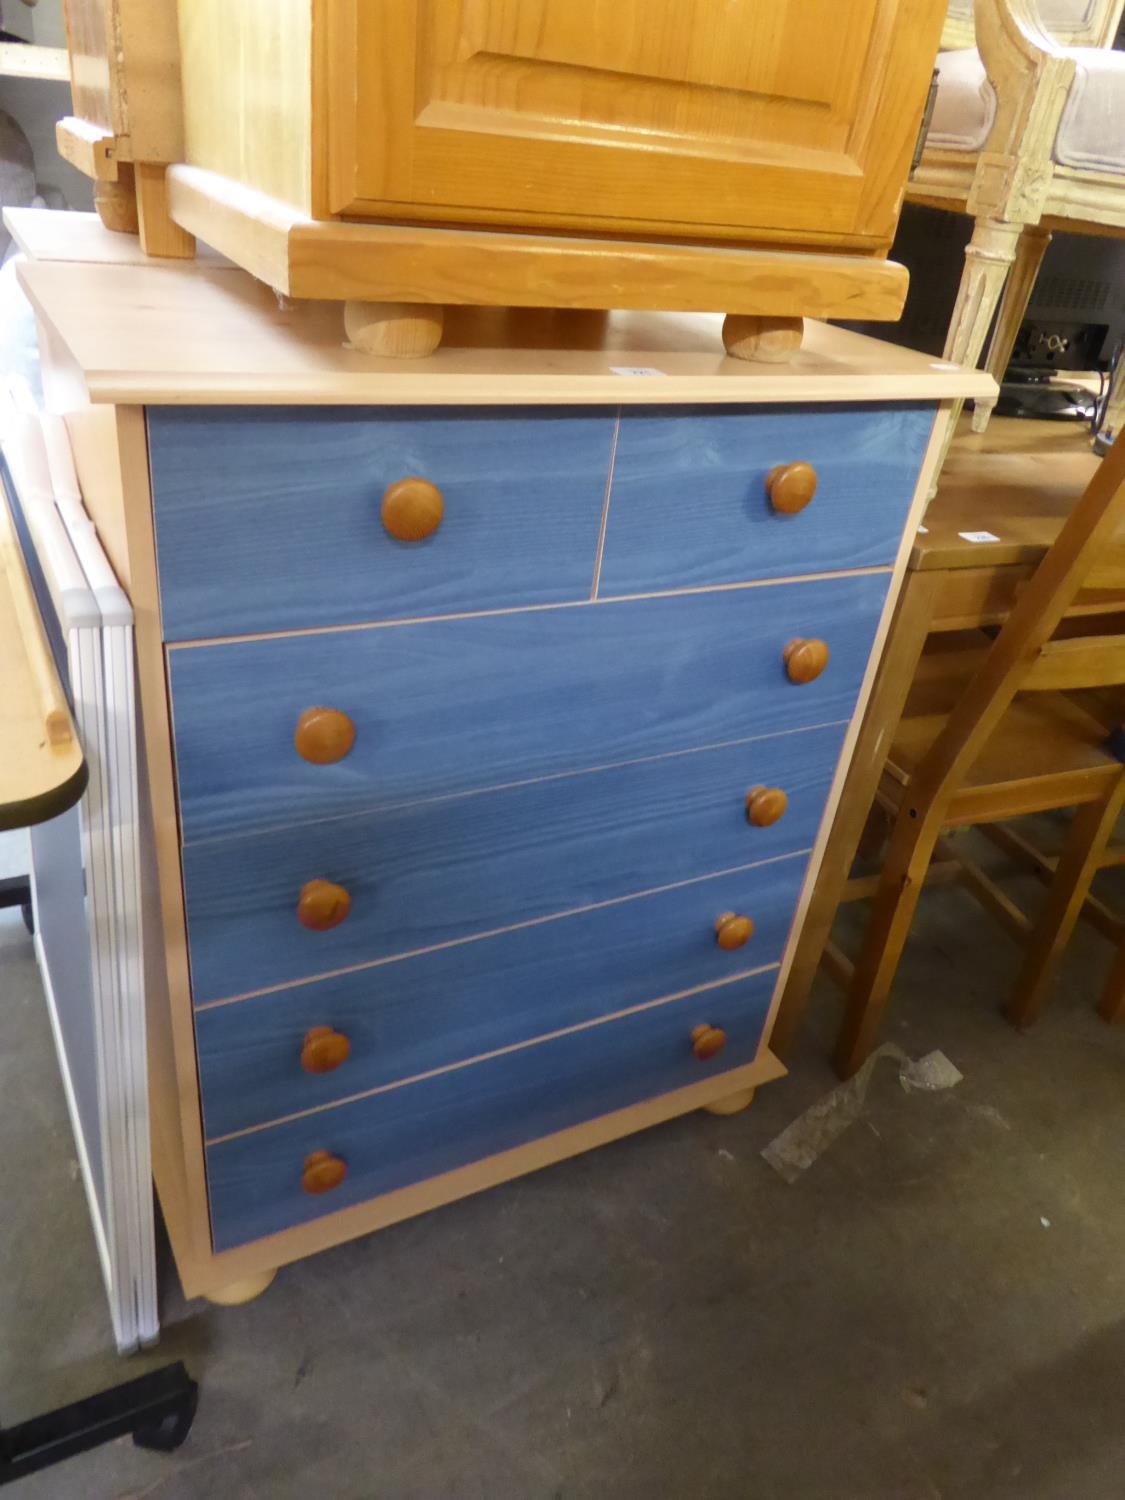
[784,638,829,684]
[746,785,788,827]
[297,879,352,931]
[715,912,754,950]
[300,1026,352,1074]
[382,476,444,541]
[302,1150,347,1195]
[294,707,355,764]
[691,1023,728,1061]
[766,461,817,514]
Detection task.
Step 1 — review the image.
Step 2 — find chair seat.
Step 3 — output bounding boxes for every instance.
[927,45,1125,177]
[885,639,1120,802]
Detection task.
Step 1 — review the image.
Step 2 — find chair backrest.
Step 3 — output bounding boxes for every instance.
[910,431,1125,804]
[942,0,1125,49]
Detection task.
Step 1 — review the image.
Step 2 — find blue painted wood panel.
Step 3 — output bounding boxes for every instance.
[170,574,889,842]
[147,407,615,640]
[206,970,775,1249]
[183,724,842,1001]
[196,859,804,1139]
[598,403,935,595]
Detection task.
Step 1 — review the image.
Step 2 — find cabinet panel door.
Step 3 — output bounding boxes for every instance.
[321,0,945,246]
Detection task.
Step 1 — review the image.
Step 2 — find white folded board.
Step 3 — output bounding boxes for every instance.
[0,394,156,1353]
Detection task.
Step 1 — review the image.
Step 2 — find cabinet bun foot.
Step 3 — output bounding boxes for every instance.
[344,301,445,358]
[703,1087,757,1116]
[721,315,803,364]
[202,1269,278,1305]
[94,176,139,236]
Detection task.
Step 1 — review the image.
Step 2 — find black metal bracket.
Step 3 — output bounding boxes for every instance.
[0,876,33,935]
[0,1362,198,1486]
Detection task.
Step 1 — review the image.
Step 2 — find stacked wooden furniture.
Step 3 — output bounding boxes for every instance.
[55,0,947,357]
[12,210,989,1303]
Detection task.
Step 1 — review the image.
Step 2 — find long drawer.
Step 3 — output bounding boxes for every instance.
[169,573,890,842]
[183,725,841,1002]
[598,403,934,594]
[205,970,775,1250]
[195,859,805,1139]
[147,407,616,640]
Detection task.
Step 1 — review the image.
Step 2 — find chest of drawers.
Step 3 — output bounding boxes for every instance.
[18,239,991,1303]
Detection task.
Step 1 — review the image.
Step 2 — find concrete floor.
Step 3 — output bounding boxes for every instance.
[2,826,1125,1500]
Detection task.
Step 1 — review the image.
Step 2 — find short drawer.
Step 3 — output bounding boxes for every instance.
[183,725,841,1001]
[205,969,775,1250]
[147,407,615,640]
[169,573,889,842]
[598,403,934,595]
[196,860,805,1139]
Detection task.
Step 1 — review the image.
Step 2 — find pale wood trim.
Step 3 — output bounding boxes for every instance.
[178,1049,787,1298]
[56,117,119,183]
[762,405,953,1057]
[112,405,216,1282]
[0,41,69,81]
[135,164,196,261]
[165,164,911,318]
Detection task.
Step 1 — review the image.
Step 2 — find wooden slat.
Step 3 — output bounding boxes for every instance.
[821,940,854,989]
[937,839,1032,944]
[1026,634,1125,691]
[977,821,1125,942]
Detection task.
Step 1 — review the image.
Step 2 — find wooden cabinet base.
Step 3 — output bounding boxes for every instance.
[166,166,908,351]
[201,1269,278,1306]
[702,1087,758,1116]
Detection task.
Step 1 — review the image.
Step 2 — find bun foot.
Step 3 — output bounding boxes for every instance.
[703,1087,757,1116]
[202,1269,277,1305]
[344,300,444,357]
[721,315,803,364]
[94,173,139,235]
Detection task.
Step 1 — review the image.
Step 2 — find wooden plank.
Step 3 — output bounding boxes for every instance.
[6,208,229,268]
[13,262,995,410]
[937,839,1032,944]
[194,865,805,1138]
[598,405,936,596]
[56,118,118,182]
[135,164,196,261]
[205,971,778,1251]
[167,574,890,842]
[146,406,616,638]
[179,0,312,211]
[181,734,835,1001]
[167,163,913,315]
[1026,634,1125,690]
[0,41,69,81]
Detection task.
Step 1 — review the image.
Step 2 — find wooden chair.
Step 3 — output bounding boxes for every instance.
[833,431,1125,1077]
[909,0,1125,442]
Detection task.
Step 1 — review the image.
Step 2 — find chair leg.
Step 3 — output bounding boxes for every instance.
[928,217,1024,484]
[1097,941,1125,1024]
[973,225,1052,433]
[833,807,945,1079]
[1006,781,1125,1030]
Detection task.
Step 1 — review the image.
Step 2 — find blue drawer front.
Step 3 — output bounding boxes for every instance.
[196,859,805,1139]
[598,403,934,595]
[147,407,615,640]
[183,724,842,1002]
[206,970,775,1249]
[170,573,889,842]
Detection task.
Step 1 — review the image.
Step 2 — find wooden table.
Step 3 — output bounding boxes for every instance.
[770,416,1107,1055]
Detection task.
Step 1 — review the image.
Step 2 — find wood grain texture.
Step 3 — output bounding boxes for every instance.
[331,0,944,251]
[165,164,911,317]
[135,164,196,260]
[168,575,891,842]
[178,0,312,209]
[147,407,616,639]
[195,861,807,1138]
[599,404,935,594]
[182,728,843,1000]
[13,246,996,408]
[205,970,777,1249]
